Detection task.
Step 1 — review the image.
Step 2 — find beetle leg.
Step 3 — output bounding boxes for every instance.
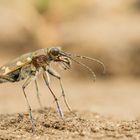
[34,80,42,108]
[20,65,42,108]
[47,68,72,112]
[22,75,37,132]
[43,71,64,118]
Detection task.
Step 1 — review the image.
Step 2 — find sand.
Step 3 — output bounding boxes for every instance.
[0,107,139,140]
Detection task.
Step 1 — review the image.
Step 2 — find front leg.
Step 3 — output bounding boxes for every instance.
[47,67,72,112]
[43,71,64,118]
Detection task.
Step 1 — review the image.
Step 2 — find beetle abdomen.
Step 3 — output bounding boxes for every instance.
[7,69,21,82]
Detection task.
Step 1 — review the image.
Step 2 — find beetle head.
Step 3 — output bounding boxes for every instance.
[45,47,72,69]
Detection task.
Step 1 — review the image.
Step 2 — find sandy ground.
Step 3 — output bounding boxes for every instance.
[0,78,140,139]
[0,108,140,140]
[0,78,140,140]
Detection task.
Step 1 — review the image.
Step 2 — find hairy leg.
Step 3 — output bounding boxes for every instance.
[47,68,72,112]
[43,71,64,118]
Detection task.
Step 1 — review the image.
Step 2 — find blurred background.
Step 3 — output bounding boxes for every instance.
[0,0,140,120]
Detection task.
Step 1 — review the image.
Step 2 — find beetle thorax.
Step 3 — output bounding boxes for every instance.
[32,55,49,69]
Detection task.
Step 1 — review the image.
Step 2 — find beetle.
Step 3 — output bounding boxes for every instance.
[0,47,105,131]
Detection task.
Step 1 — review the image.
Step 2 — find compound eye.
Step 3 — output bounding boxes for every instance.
[50,48,60,56]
